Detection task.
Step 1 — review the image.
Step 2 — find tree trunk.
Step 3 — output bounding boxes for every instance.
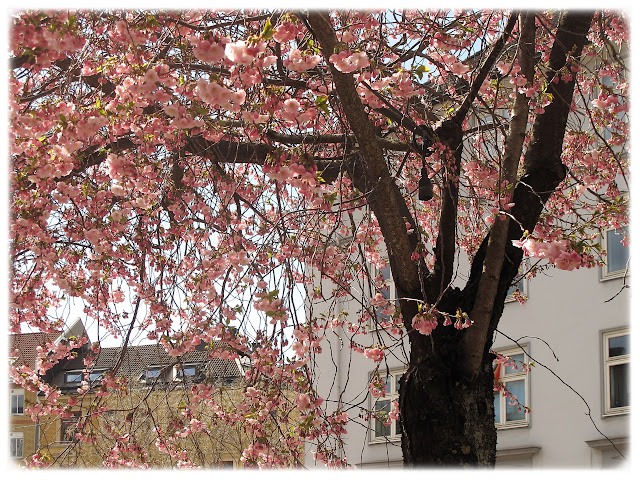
[399,351,496,466]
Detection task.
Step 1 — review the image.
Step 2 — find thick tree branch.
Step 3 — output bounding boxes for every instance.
[459,12,536,381]
[422,14,518,301]
[305,11,424,300]
[461,10,595,379]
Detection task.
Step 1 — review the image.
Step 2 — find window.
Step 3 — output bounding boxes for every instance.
[88,371,105,382]
[10,432,23,459]
[601,225,629,280]
[370,263,401,333]
[60,411,81,442]
[144,366,166,383]
[370,370,402,442]
[493,348,530,429]
[174,364,198,380]
[65,371,83,384]
[11,389,24,415]
[603,328,630,416]
[506,264,528,303]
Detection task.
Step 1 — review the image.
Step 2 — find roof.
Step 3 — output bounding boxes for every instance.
[9,331,63,370]
[50,342,243,390]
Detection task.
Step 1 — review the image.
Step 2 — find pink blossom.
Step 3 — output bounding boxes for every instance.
[285,49,322,73]
[329,51,370,73]
[295,393,312,410]
[224,40,266,65]
[273,23,297,43]
[364,347,384,362]
[449,61,470,76]
[412,312,438,336]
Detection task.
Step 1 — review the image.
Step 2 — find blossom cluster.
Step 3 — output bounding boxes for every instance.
[512,237,584,271]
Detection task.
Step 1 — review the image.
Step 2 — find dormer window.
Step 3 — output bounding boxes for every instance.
[144,367,166,383]
[65,370,105,385]
[174,364,198,381]
[65,372,83,384]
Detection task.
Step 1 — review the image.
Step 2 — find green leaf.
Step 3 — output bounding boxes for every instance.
[316,95,330,116]
[261,18,275,40]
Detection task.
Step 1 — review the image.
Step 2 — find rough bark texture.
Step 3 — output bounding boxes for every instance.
[399,348,497,466]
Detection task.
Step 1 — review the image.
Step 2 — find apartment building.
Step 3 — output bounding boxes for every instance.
[8,320,246,467]
[306,225,630,468]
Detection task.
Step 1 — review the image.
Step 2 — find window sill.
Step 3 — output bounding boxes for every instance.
[603,407,630,418]
[600,270,629,282]
[369,437,401,445]
[496,420,529,430]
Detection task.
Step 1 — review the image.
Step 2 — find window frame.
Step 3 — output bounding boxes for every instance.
[493,346,530,430]
[602,328,630,416]
[369,263,400,333]
[142,366,167,384]
[65,370,105,385]
[10,432,24,459]
[64,371,83,384]
[60,411,81,443]
[600,225,630,281]
[173,363,198,381]
[369,369,403,444]
[10,388,25,415]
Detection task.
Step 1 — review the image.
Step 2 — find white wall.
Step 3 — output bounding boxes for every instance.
[306,259,630,468]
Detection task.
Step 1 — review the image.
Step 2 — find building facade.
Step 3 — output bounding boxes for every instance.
[305,227,630,468]
[8,322,247,468]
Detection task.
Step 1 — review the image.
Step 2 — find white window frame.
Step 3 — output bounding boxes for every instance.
[88,370,105,382]
[64,371,84,384]
[369,369,403,444]
[60,411,81,443]
[493,346,530,429]
[602,328,630,416]
[10,389,25,415]
[601,225,630,281]
[10,432,24,459]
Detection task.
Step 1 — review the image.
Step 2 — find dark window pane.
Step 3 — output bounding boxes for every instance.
[374,399,391,437]
[12,395,24,414]
[505,379,526,422]
[494,392,501,424]
[505,354,525,375]
[607,227,629,273]
[610,363,630,408]
[11,438,23,458]
[608,335,630,358]
[380,266,391,299]
[11,395,24,414]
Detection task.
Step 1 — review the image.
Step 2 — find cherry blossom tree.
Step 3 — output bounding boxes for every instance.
[10,9,628,467]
